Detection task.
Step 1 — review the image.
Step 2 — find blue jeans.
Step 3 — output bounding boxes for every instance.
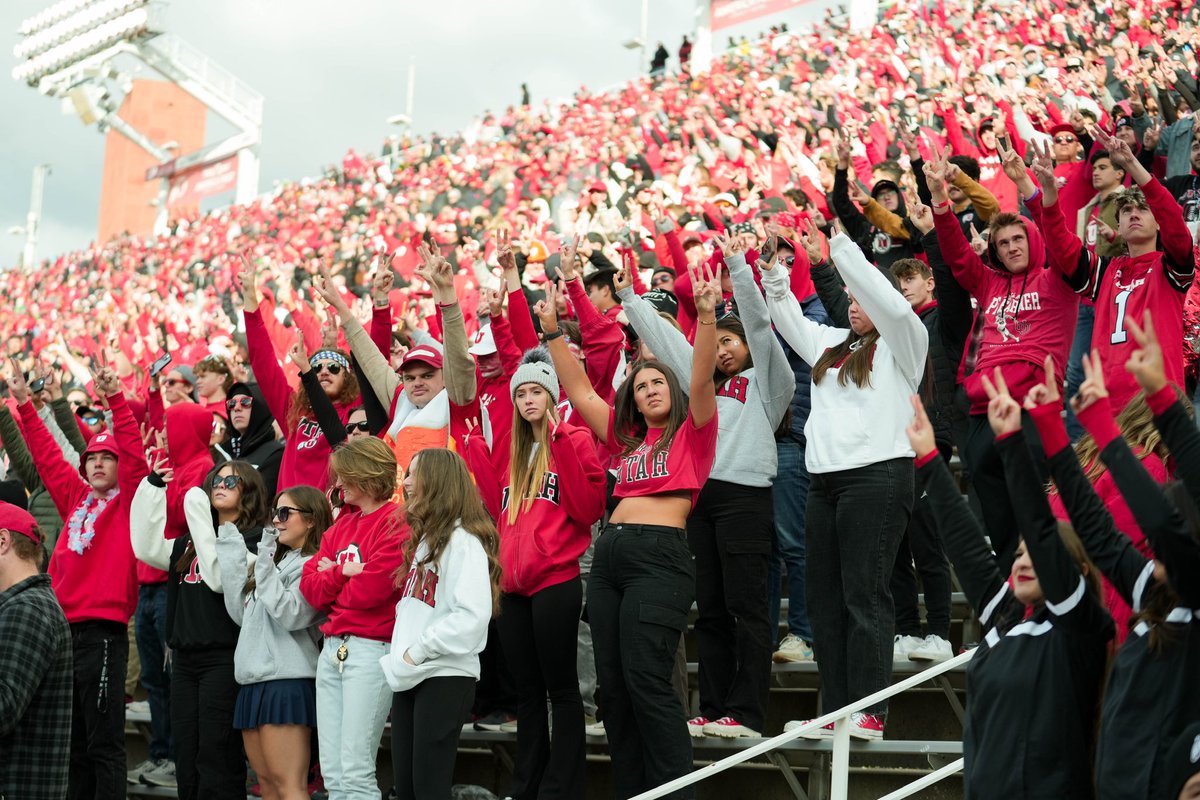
[1064,303,1094,442]
[135,582,172,760]
[768,439,813,643]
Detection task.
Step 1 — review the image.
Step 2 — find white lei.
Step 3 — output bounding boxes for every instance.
[66,489,119,555]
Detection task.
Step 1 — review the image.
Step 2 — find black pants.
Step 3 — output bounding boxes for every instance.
[589,523,695,800]
[806,458,913,715]
[688,480,773,731]
[961,412,1045,576]
[171,648,244,800]
[473,618,518,718]
[390,676,475,800]
[68,620,128,800]
[499,578,586,800]
[892,451,952,639]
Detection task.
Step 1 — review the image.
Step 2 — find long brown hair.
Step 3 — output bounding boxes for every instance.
[613,360,688,457]
[398,449,501,616]
[713,316,752,387]
[244,485,334,596]
[811,330,882,388]
[286,349,360,432]
[507,399,552,526]
[176,461,270,574]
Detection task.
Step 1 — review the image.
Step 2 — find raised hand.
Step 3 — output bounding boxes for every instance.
[40,363,64,401]
[289,337,312,374]
[484,287,504,318]
[970,226,989,256]
[558,235,581,282]
[371,261,394,307]
[996,135,1028,184]
[1143,121,1163,151]
[898,126,922,161]
[534,282,559,333]
[6,358,30,404]
[235,247,259,311]
[909,199,934,235]
[690,261,723,316]
[905,395,937,459]
[981,366,1022,436]
[1125,311,1166,394]
[496,229,517,274]
[94,366,121,397]
[848,179,871,205]
[148,451,174,484]
[712,231,745,258]
[1070,349,1109,414]
[614,253,635,292]
[1023,355,1061,410]
[798,217,827,264]
[314,262,351,318]
[1093,124,1135,171]
[835,129,852,169]
[415,242,456,303]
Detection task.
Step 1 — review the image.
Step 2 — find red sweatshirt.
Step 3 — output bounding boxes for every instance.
[932,206,1079,414]
[245,308,353,490]
[468,422,605,596]
[299,502,406,641]
[1027,177,1195,410]
[20,393,148,624]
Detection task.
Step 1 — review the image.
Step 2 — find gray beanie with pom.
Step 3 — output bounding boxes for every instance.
[510,348,560,403]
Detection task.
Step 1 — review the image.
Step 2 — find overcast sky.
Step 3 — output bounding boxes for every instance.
[1,0,816,268]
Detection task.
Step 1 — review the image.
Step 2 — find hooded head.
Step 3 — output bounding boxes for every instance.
[986,212,1048,275]
[872,179,906,215]
[165,402,217,491]
[225,382,276,457]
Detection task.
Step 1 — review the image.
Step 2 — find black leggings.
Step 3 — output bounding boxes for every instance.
[171,648,244,800]
[390,675,475,800]
[498,577,586,799]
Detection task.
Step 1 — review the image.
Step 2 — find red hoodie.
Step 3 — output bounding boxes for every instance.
[299,502,406,641]
[467,422,605,596]
[19,393,148,624]
[162,403,216,541]
[932,205,1080,414]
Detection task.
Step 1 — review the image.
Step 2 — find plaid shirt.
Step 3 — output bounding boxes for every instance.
[0,574,71,800]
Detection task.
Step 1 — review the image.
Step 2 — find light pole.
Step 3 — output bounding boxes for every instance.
[22,164,51,271]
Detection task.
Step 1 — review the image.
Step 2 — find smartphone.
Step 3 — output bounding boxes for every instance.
[149,352,173,379]
[29,377,45,393]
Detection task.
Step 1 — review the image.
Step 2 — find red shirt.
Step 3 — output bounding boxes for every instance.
[606,408,718,506]
[299,502,406,641]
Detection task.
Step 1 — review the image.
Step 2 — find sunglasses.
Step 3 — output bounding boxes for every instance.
[212,475,243,490]
[272,505,306,523]
[781,255,795,266]
[226,396,253,411]
[652,275,672,286]
[82,415,102,425]
[1054,136,1077,144]
[163,378,191,387]
[313,362,343,375]
[345,421,371,435]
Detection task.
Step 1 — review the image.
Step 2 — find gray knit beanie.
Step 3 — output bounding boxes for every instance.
[509,348,560,404]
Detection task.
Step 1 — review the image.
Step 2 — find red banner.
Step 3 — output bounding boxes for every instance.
[711,0,812,31]
[167,156,238,209]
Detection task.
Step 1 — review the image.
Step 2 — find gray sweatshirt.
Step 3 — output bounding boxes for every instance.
[214,528,323,685]
[616,252,795,487]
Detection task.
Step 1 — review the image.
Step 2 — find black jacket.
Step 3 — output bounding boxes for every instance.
[167,522,262,652]
[830,168,921,269]
[224,382,283,497]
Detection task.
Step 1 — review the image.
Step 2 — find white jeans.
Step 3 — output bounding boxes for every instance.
[316,635,392,800]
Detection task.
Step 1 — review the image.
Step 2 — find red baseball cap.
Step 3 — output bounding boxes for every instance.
[400,345,444,371]
[0,502,39,545]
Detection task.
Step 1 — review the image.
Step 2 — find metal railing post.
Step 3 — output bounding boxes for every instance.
[830,718,851,800]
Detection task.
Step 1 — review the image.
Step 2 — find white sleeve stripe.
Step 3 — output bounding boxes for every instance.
[1132,560,1156,614]
[1045,576,1086,617]
[980,583,1009,625]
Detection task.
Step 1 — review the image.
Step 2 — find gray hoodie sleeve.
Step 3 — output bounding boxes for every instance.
[214,533,251,625]
[615,286,693,392]
[726,253,795,427]
[37,405,79,466]
[253,542,322,632]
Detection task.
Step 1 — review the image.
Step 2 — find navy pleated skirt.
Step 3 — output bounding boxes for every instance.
[232,678,317,729]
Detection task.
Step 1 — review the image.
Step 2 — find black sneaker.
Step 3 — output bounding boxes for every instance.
[473,711,516,732]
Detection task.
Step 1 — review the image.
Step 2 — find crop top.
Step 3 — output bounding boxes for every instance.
[606,407,718,505]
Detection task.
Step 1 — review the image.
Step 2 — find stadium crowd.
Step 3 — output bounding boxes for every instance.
[3,0,1200,798]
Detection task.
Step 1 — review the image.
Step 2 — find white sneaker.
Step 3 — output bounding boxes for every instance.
[909,634,953,663]
[784,718,835,739]
[702,717,761,738]
[773,633,814,663]
[126,700,151,716]
[584,719,606,737]
[126,758,161,785]
[141,760,177,788]
[893,634,923,663]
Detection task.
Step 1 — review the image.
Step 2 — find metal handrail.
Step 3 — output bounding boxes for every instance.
[631,648,975,800]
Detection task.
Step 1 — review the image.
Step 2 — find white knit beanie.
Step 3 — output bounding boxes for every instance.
[509,348,560,404]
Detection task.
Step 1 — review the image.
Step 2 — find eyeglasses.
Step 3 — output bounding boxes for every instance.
[1053,136,1077,144]
[212,475,243,490]
[163,378,191,387]
[345,421,371,435]
[272,505,305,523]
[226,396,253,411]
[313,362,343,375]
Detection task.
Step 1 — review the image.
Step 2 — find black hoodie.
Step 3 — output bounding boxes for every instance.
[223,382,283,497]
[830,170,921,268]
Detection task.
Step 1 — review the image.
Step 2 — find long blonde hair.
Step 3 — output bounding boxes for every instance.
[507,402,551,526]
[398,449,501,616]
[1070,389,1187,484]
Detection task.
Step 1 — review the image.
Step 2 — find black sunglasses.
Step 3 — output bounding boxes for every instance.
[1054,136,1076,144]
[272,505,306,523]
[82,414,102,425]
[345,421,371,435]
[313,362,343,375]
[163,378,190,387]
[226,396,253,410]
[212,475,243,490]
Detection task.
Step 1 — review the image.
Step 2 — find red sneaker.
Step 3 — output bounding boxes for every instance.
[686,716,710,738]
[849,712,885,741]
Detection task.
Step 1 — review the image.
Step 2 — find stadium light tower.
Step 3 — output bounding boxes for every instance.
[12,0,263,232]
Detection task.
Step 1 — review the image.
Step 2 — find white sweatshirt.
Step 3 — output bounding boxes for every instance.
[763,232,928,474]
[379,525,492,693]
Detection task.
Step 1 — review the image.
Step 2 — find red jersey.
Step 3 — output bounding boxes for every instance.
[605,407,718,505]
[1030,176,1194,410]
[467,423,605,596]
[299,502,406,641]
